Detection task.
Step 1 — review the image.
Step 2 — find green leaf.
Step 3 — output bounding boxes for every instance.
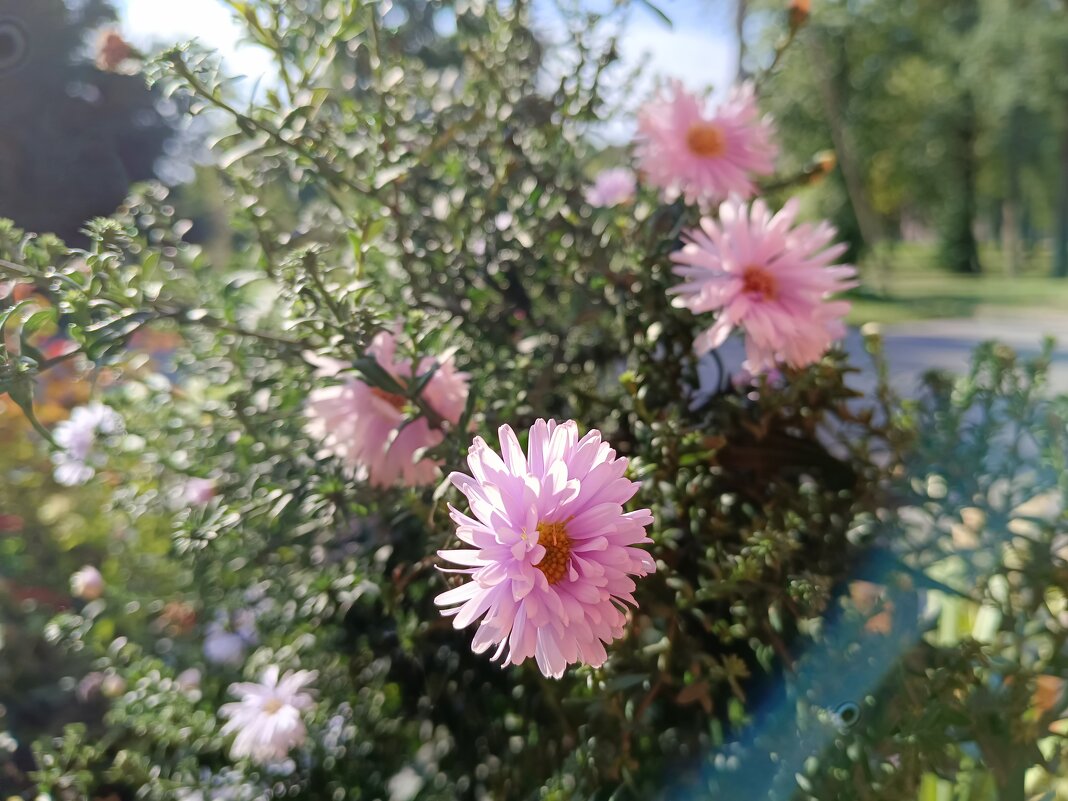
[0,299,36,338]
[352,356,406,395]
[21,308,57,338]
[409,362,440,398]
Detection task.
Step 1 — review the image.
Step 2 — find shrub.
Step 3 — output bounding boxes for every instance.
[1,2,1066,800]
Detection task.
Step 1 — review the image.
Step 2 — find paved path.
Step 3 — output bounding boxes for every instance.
[698,313,1068,395]
[859,314,1068,394]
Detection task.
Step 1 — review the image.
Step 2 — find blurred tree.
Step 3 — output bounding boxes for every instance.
[758,0,1068,276]
[0,0,170,244]
[1054,26,1068,277]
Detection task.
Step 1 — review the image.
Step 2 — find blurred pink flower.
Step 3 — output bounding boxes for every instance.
[670,198,857,374]
[585,168,637,207]
[636,81,777,205]
[436,420,655,679]
[184,477,216,506]
[70,565,104,600]
[306,331,469,487]
[220,666,316,764]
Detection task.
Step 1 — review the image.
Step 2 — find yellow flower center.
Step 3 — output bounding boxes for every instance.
[686,122,727,158]
[534,521,572,585]
[263,698,284,714]
[741,265,778,301]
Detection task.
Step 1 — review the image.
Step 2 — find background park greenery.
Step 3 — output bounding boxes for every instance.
[0,1,1067,801]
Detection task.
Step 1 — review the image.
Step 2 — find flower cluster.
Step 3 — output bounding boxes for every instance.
[296,78,856,682]
[581,81,853,374]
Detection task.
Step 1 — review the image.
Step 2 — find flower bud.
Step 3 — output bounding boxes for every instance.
[100,674,127,698]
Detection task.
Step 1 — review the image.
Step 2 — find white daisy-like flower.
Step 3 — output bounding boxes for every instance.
[219,666,317,764]
[51,402,122,486]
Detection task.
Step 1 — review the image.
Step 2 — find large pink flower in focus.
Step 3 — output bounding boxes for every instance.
[670,198,858,374]
[306,331,469,487]
[436,420,656,679]
[636,81,777,205]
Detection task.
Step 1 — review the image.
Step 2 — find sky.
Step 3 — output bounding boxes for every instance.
[115,0,737,95]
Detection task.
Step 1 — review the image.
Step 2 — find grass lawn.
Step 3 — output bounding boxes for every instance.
[846,243,1068,325]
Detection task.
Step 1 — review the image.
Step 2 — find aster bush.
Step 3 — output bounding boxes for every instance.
[1,2,1067,800]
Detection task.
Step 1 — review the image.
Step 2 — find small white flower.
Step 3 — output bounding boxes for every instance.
[70,565,105,600]
[220,666,317,764]
[0,730,18,754]
[51,402,122,486]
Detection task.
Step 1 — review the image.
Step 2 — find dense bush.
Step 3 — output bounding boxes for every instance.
[1,2,1066,800]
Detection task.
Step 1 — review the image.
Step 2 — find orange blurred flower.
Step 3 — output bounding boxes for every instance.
[96,30,134,71]
[789,0,811,30]
[157,601,198,636]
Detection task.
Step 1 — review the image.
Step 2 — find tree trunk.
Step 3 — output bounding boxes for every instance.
[941,92,982,274]
[995,762,1027,801]
[810,33,883,253]
[1053,35,1068,278]
[1002,106,1023,276]
[1055,114,1068,277]
[1050,92,1068,275]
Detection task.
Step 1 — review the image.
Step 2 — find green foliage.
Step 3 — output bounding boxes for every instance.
[757,0,1068,276]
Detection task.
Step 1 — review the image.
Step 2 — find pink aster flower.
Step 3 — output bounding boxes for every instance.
[219,666,317,764]
[435,420,656,679]
[306,330,469,487]
[670,198,858,374]
[585,168,637,208]
[636,81,777,205]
